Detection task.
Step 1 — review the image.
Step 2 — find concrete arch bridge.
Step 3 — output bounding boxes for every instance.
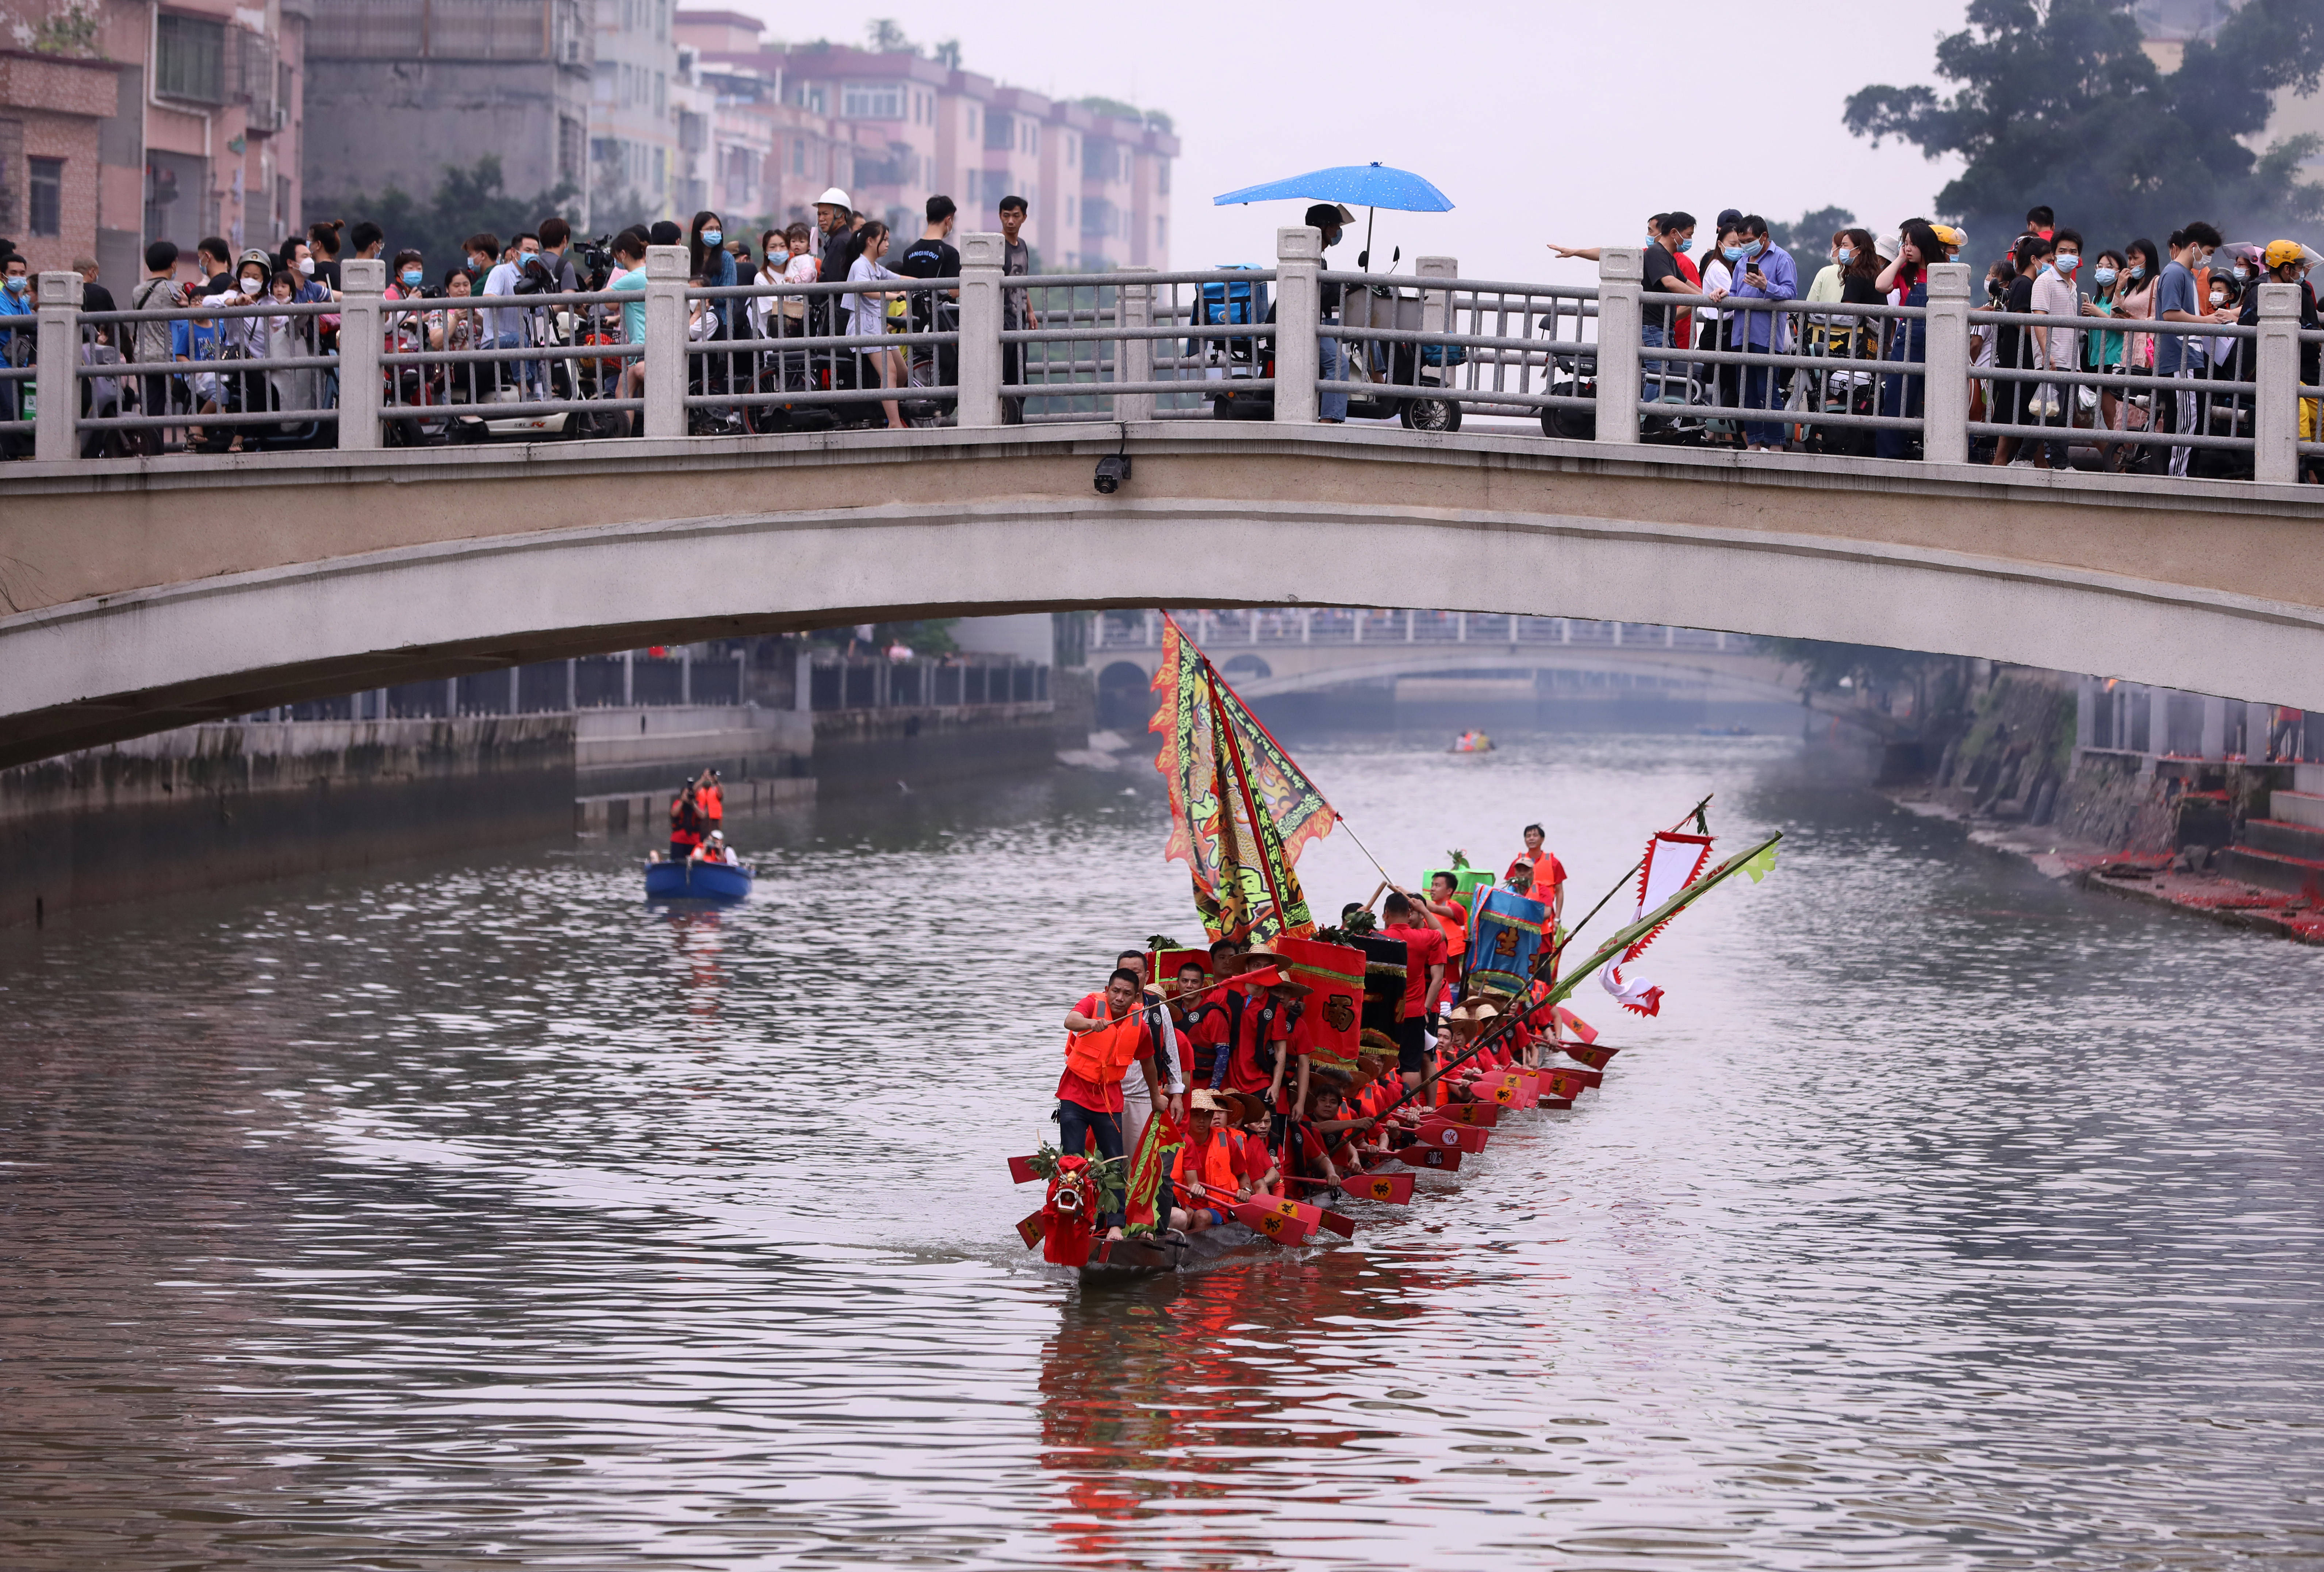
[2,422,2319,768]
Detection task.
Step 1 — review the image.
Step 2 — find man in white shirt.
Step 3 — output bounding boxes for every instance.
[480,233,543,397]
[2027,228,2083,469]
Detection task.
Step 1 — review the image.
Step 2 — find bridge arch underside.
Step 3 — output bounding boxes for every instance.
[1087,645,1805,706]
[5,490,2322,766]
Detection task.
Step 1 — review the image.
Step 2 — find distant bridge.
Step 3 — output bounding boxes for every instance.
[1081,609,1802,707]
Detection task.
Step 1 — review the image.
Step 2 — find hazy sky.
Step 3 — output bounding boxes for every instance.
[727,0,1973,281]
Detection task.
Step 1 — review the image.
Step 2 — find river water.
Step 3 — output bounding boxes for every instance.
[4,727,2321,1569]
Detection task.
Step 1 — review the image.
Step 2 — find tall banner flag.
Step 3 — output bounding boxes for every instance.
[1600,830,1717,1017]
[1150,616,1335,943]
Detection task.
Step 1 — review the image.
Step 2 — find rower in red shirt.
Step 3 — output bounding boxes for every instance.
[1376,892,1448,1097]
[1166,1090,1247,1232]
[1418,871,1472,1016]
[1188,950,1309,1115]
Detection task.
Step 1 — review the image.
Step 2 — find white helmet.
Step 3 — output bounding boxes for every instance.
[816,187,852,212]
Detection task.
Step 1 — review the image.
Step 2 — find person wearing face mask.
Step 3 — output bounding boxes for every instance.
[2240,241,2323,474]
[2081,249,2135,469]
[1989,233,2050,466]
[2025,228,2083,469]
[1708,215,1799,451]
[2153,222,2227,477]
[0,254,32,455]
[383,249,442,445]
[190,251,275,452]
[688,210,741,432]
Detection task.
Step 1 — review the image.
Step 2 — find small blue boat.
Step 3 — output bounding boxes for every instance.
[644,858,754,901]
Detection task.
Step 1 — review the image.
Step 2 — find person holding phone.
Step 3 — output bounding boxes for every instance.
[1709,215,1799,450]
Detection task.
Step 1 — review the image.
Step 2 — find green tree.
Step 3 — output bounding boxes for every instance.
[338,156,578,277]
[1845,0,2324,244]
[932,38,962,69]
[1767,206,1856,260]
[866,17,916,53]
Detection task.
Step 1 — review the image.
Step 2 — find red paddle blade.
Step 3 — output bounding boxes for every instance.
[1563,1066,1606,1089]
[1316,1207,1357,1239]
[1227,1199,1314,1246]
[1552,1005,1599,1044]
[1006,1155,1041,1185]
[1541,1068,1595,1100]
[1341,1171,1416,1204]
[1564,1043,1619,1070]
[1416,1121,1491,1154]
[1538,1095,1575,1109]
[1433,1101,1501,1128]
[1392,1145,1464,1172]
[1015,1210,1048,1249]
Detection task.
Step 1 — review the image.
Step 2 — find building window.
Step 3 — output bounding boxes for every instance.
[156,14,226,104]
[1156,216,1166,251]
[1157,160,1169,196]
[841,82,904,119]
[28,157,62,237]
[792,138,806,175]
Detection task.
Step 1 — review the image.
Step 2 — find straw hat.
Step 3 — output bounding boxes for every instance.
[1188,1089,1226,1114]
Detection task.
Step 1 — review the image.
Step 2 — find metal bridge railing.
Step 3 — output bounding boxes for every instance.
[1088,607,1751,653]
[5,245,2316,487]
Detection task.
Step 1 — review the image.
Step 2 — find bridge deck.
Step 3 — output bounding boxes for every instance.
[2,421,2320,766]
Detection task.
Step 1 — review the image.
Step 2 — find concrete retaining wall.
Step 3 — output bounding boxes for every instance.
[1,716,574,928]
[813,701,1062,788]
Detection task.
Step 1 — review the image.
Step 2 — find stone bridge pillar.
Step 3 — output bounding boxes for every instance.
[643,246,689,441]
[1594,249,1641,445]
[957,232,1002,428]
[1274,226,1321,425]
[1924,263,1972,465]
[34,272,80,463]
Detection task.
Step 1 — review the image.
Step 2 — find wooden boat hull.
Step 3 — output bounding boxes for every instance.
[644,859,753,901]
[1075,1224,1276,1281]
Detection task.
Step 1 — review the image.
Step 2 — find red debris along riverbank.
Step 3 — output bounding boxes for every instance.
[1892,798,2324,947]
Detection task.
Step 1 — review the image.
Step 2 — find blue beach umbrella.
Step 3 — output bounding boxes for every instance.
[1213,162,1453,269]
[1212,162,1454,213]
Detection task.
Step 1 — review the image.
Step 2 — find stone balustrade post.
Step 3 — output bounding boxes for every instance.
[1922,263,1972,465]
[1417,254,1457,413]
[643,245,688,440]
[337,258,383,452]
[956,231,1003,427]
[34,272,81,462]
[1593,249,1642,445]
[1116,267,1154,423]
[2255,283,2301,485]
[1273,226,1321,425]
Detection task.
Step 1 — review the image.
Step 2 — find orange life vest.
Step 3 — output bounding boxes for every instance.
[699,782,723,821]
[1061,1011,1150,1090]
[1172,1131,1239,1196]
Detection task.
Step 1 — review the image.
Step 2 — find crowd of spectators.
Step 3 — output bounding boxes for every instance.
[5,193,2317,480]
[1565,203,2322,480]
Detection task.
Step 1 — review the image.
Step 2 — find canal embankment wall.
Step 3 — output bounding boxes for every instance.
[3,716,576,928]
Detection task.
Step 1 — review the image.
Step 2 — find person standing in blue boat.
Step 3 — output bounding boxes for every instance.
[668,778,707,865]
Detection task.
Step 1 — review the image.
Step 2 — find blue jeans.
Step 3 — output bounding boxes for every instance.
[1740,358,1784,447]
[1057,1098,1125,1227]
[1319,329,1347,420]
[1640,320,1667,396]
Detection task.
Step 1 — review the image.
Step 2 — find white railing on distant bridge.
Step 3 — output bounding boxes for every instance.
[1087,608,1748,654]
[5,230,2304,485]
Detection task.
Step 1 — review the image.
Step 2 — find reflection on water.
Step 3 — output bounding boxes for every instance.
[3,733,2321,1569]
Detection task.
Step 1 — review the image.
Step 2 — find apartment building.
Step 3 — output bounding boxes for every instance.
[591,0,680,224]
[303,0,588,225]
[2137,0,2324,174]
[2,0,307,285]
[671,13,1177,269]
